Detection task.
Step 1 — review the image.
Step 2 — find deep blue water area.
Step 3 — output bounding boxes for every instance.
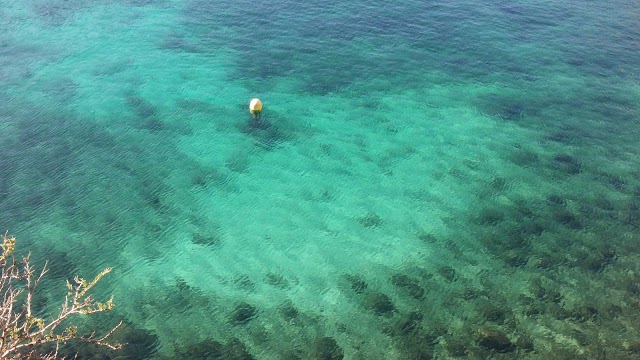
[1,0,640,358]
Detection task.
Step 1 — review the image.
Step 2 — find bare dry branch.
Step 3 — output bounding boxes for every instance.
[0,231,122,359]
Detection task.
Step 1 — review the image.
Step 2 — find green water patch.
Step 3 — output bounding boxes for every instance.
[2,0,640,358]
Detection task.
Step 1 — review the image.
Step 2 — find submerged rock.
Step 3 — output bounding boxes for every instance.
[446,337,467,357]
[359,212,383,227]
[437,266,457,282]
[477,302,508,324]
[623,340,640,354]
[173,338,254,360]
[265,272,290,289]
[553,209,583,229]
[279,301,299,321]
[343,274,368,294]
[551,154,582,175]
[516,335,535,352]
[54,320,159,359]
[191,232,223,248]
[365,292,396,316]
[391,274,425,299]
[311,337,344,360]
[476,327,514,352]
[229,302,258,325]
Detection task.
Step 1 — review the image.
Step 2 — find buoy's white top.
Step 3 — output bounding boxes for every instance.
[249,98,262,112]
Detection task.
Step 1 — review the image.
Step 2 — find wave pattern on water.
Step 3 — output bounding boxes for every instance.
[0,0,640,358]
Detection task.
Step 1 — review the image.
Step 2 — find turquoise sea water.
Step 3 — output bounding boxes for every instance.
[1,0,640,358]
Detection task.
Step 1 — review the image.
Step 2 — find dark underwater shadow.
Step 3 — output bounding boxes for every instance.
[235,107,309,151]
[51,319,160,360]
[31,0,169,26]
[473,92,543,123]
[238,115,290,151]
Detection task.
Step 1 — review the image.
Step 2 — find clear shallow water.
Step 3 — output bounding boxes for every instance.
[1,0,640,358]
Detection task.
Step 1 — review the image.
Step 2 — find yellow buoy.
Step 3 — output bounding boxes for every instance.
[249,98,262,112]
[249,98,262,120]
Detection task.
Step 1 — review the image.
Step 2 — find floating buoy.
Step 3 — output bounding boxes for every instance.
[249,98,262,120]
[249,98,262,113]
